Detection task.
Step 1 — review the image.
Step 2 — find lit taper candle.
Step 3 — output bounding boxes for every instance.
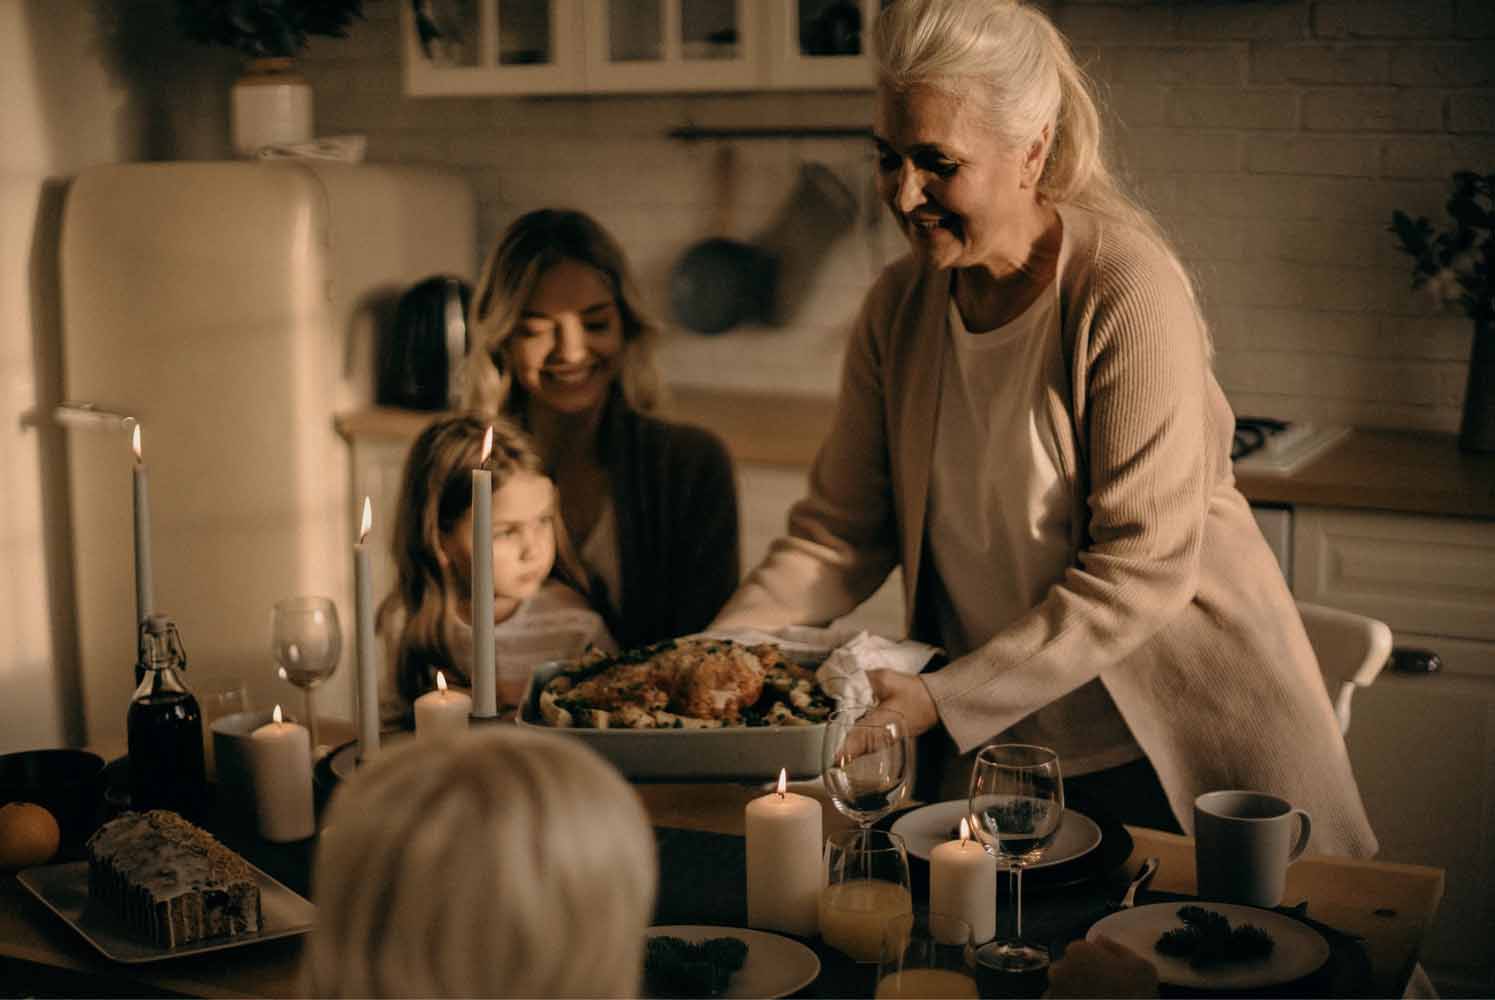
[354,496,380,760]
[471,426,496,718]
[131,423,154,631]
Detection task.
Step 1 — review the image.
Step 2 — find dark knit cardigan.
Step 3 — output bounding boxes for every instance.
[593,388,742,650]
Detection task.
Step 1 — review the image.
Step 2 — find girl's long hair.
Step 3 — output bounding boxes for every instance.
[376,414,586,710]
[464,208,663,417]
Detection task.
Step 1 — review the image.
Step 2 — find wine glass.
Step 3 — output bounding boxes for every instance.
[270,596,342,756]
[967,743,1064,974]
[821,707,911,833]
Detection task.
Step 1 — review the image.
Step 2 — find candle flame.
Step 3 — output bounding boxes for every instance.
[776,768,788,797]
[131,424,142,462]
[436,671,448,693]
[959,816,971,845]
[480,425,494,464]
[359,496,372,542]
[273,704,283,724]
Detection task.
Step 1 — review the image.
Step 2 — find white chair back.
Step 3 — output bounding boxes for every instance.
[1296,601,1394,735]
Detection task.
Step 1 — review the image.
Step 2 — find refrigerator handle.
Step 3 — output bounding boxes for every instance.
[21,400,138,432]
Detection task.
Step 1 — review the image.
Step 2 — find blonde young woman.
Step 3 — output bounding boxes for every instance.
[304,727,658,997]
[467,209,740,649]
[714,0,1376,856]
[376,415,613,725]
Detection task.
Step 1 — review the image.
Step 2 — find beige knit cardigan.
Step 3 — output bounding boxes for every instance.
[717,205,1378,857]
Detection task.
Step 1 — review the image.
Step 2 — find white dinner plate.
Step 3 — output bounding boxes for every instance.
[645,925,820,999]
[17,859,316,963]
[890,799,1102,867]
[1087,902,1331,991]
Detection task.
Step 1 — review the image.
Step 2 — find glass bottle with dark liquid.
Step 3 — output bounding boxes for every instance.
[127,614,206,817]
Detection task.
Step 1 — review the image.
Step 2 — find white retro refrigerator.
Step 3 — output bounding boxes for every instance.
[60,162,474,748]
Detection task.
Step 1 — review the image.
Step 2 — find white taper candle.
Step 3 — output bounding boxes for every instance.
[131,424,154,630]
[355,496,380,760]
[471,425,496,718]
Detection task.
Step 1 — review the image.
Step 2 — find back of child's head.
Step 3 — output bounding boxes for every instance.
[305,726,658,997]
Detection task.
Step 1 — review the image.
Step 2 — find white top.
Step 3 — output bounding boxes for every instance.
[927,288,1140,776]
[449,580,617,703]
[579,496,624,622]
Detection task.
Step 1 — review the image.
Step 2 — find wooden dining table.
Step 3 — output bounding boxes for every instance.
[0,770,1444,999]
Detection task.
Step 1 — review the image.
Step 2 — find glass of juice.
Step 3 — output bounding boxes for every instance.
[820,828,912,963]
[876,910,979,999]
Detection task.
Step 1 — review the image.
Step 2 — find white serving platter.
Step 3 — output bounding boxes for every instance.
[516,660,828,781]
[17,859,316,963]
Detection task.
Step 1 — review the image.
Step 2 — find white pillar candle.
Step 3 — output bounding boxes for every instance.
[746,769,823,936]
[248,705,315,842]
[131,424,154,629]
[929,817,997,944]
[415,671,472,738]
[354,497,380,761]
[471,426,496,718]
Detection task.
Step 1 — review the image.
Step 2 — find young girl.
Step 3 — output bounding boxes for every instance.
[377,414,614,727]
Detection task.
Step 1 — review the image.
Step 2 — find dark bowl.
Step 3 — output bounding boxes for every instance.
[0,748,107,853]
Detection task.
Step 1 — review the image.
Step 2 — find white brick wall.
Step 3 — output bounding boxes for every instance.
[301,0,1494,431]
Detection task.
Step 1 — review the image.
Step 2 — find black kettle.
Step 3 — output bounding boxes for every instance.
[377,275,472,410]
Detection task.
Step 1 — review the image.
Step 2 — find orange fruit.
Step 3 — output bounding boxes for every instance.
[0,801,62,870]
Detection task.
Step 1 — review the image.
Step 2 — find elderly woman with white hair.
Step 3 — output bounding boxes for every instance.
[715,0,1376,860]
[303,727,657,997]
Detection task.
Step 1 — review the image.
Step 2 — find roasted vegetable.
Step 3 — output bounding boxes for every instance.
[644,935,749,997]
[1154,906,1276,968]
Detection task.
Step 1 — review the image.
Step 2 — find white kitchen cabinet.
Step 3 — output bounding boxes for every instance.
[584,0,762,93]
[1293,505,1495,991]
[402,0,587,96]
[400,0,888,95]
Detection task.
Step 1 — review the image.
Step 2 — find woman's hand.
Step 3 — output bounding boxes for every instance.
[865,669,940,737]
[1043,937,1159,998]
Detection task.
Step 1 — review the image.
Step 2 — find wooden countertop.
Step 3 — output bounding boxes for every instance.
[336,391,1495,519]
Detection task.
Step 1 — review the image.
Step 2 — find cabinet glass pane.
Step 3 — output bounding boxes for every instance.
[798,0,863,57]
[498,0,552,65]
[412,0,481,67]
[609,0,661,62]
[682,0,739,61]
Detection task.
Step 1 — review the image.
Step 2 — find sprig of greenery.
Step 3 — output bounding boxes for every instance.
[1390,171,1495,326]
[176,0,365,59]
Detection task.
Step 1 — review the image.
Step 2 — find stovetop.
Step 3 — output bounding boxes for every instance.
[1233,418,1349,475]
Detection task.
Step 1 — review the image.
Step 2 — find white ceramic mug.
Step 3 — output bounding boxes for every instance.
[1194,790,1312,908]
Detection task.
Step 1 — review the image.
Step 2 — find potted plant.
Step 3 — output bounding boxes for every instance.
[1391,171,1495,452]
[175,0,365,157]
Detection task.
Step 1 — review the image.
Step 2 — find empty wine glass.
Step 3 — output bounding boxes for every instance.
[821,707,910,832]
[967,743,1064,974]
[270,596,342,756]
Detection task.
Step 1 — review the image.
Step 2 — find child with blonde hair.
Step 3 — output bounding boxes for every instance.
[377,414,614,726]
[304,727,658,997]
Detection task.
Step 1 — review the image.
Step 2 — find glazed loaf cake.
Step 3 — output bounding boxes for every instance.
[87,810,262,948]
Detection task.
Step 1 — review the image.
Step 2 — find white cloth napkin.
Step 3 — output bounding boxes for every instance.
[697,625,940,714]
[255,135,368,162]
